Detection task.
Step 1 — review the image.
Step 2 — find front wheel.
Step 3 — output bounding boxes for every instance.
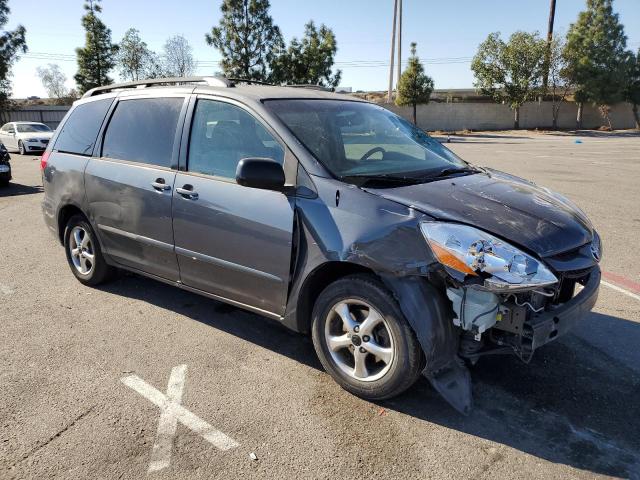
[311,274,423,400]
[18,141,25,155]
[64,214,116,286]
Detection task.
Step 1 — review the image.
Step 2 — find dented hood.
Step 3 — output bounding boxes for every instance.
[368,170,593,257]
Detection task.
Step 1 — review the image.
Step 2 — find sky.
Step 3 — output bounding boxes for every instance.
[6,0,640,98]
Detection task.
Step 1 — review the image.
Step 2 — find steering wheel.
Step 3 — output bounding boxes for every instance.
[360,146,386,161]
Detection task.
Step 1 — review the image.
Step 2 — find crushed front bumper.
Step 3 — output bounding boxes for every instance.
[515,266,600,360]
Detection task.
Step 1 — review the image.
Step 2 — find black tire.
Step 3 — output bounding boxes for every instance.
[311,274,423,401]
[63,214,116,286]
[18,141,25,155]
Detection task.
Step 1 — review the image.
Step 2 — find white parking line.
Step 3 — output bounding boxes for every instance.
[601,281,640,302]
[121,365,239,473]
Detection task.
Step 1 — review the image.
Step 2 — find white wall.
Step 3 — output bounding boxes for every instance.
[384,101,637,131]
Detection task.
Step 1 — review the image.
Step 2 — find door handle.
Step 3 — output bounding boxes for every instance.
[176,185,198,199]
[151,178,171,191]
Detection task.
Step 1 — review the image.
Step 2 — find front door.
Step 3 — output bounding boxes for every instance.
[172,98,294,316]
[85,96,187,280]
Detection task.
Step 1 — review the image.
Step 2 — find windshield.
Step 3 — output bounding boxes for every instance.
[16,124,51,133]
[264,99,468,182]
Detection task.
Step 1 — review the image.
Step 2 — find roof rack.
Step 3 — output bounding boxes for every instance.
[82,76,234,98]
[287,84,334,92]
[227,78,273,86]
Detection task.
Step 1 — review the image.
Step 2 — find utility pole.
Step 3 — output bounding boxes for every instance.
[387,0,398,103]
[542,0,557,90]
[396,0,403,89]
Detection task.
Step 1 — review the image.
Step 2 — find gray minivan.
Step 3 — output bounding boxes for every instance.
[42,77,601,413]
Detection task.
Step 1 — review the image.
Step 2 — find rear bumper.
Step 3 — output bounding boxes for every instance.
[0,164,10,182]
[524,267,600,354]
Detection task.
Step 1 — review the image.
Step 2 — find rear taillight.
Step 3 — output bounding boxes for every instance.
[40,150,50,171]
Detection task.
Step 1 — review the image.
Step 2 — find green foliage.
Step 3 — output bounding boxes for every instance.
[626,49,640,128]
[206,0,283,81]
[548,37,573,128]
[395,42,434,123]
[269,21,341,87]
[472,31,546,110]
[625,49,640,106]
[117,28,159,81]
[563,0,629,108]
[75,0,118,94]
[0,0,27,106]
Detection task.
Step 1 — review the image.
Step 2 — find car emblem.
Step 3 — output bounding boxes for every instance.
[590,243,600,262]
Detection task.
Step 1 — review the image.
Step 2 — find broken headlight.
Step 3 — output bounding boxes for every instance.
[420,222,558,290]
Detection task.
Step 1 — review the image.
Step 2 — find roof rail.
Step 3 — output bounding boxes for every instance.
[82,76,234,98]
[227,78,273,86]
[287,84,334,92]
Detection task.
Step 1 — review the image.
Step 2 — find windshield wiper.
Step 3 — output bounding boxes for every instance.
[429,166,479,179]
[340,173,423,188]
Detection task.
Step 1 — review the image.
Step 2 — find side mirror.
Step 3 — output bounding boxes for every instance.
[236,157,285,191]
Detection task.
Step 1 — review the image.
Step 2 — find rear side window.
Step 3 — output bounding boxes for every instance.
[55,99,112,155]
[102,97,184,168]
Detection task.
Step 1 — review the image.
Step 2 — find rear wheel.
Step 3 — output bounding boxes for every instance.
[18,141,25,155]
[64,214,115,286]
[311,274,423,400]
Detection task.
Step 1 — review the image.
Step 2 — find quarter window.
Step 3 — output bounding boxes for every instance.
[55,99,112,156]
[102,97,184,168]
[187,99,284,179]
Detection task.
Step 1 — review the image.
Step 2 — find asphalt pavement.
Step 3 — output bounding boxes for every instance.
[1,130,639,479]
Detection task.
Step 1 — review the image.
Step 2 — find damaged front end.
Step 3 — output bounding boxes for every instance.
[285,172,601,416]
[419,221,601,412]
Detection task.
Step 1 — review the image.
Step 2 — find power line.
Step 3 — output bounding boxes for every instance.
[22,52,474,69]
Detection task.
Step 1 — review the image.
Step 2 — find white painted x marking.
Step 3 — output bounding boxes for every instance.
[121,365,239,473]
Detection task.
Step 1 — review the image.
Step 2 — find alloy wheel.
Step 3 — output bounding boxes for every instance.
[68,226,95,276]
[324,298,395,382]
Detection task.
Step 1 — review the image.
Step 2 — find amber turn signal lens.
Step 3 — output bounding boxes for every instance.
[430,241,477,276]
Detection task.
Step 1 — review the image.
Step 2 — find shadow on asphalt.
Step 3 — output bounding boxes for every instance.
[542,129,640,138]
[446,133,532,140]
[0,182,43,197]
[103,274,640,478]
[444,140,527,145]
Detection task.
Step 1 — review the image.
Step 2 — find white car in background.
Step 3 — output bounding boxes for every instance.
[0,122,54,155]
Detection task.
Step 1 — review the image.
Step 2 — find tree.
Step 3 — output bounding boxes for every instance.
[472,31,546,129]
[117,28,158,81]
[161,35,195,78]
[269,21,341,87]
[625,49,640,129]
[395,42,434,125]
[547,37,573,129]
[564,0,629,129]
[75,0,118,94]
[0,0,27,107]
[206,0,283,81]
[36,64,70,101]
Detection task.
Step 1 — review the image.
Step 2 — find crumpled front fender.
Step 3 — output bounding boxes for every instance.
[284,174,472,414]
[381,275,472,415]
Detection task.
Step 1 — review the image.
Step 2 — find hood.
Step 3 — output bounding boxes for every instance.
[17,131,53,140]
[368,170,593,257]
